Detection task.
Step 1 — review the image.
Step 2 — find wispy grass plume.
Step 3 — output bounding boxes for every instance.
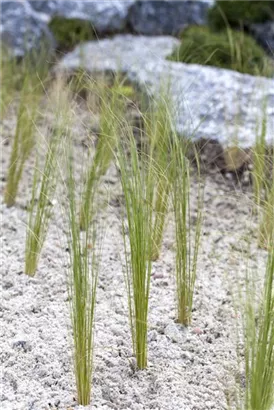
[144,93,175,260]
[79,77,125,231]
[117,129,154,369]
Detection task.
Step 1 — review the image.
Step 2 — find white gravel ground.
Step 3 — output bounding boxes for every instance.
[1,103,268,410]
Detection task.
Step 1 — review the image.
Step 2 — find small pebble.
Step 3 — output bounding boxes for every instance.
[192,327,203,335]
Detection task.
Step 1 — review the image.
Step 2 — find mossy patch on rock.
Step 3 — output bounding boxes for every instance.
[49,17,94,51]
[208,1,274,31]
[168,26,273,77]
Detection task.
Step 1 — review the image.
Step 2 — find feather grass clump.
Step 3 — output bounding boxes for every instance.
[117,128,154,369]
[66,143,100,405]
[172,137,203,326]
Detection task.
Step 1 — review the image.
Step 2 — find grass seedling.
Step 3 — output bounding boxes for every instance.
[66,144,99,406]
[117,129,154,369]
[79,77,126,231]
[239,236,274,410]
[172,137,203,326]
[144,93,175,260]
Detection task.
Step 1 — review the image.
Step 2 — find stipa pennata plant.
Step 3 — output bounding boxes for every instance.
[144,93,175,261]
[66,143,100,406]
[239,236,274,410]
[172,137,203,326]
[79,76,126,231]
[117,129,154,369]
[25,79,71,276]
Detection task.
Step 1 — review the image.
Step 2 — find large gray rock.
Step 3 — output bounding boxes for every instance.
[1,0,133,56]
[0,0,54,57]
[30,0,135,33]
[58,35,274,148]
[128,0,213,35]
[250,22,274,55]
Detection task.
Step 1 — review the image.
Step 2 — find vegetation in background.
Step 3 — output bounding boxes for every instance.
[208,1,274,31]
[79,77,126,231]
[3,44,51,206]
[117,129,154,369]
[66,143,99,406]
[168,26,273,77]
[172,138,203,326]
[0,44,51,119]
[25,79,70,276]
[49,17,94,51]
[1,47,21,118]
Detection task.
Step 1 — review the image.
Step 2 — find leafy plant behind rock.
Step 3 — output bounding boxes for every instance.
[49,17,95,51]
[208,0,274,31]
[168,26,273,77]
